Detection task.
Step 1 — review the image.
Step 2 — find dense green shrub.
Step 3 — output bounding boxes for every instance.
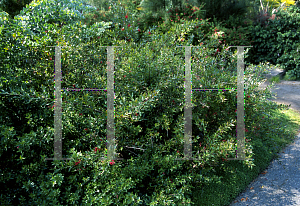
[219,15,255,46]
[0,0,110,204]
[245,4,300,79]
[0,0,291,205]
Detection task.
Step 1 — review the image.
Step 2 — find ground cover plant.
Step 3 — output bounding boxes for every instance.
[1,0,300,205]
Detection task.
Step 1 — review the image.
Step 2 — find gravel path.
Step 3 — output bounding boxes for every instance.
[228,67,300,205]
[256,67,300,115]
[229,132,300,206]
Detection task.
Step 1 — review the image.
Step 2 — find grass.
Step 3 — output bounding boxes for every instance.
[268,72,300,83]
[269,75,282,83]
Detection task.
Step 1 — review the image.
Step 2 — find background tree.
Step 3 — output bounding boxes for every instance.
[139,0,252,22]
[140,0,201,13]
[0,0,34,19]
[193,0,248,22]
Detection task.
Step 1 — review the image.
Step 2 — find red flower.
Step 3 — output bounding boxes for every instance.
[98,36,100,39]
[109,160,115,165]
[138,28,140,32]
[45,30,48,33]
[49,57,52,60]
[121,28,124,31]
[94,147,100,153]
[84,128,88,131]
[128,24,131,27]
[125,15,128,19]
[148,31,151,34]
[75,160,81,166]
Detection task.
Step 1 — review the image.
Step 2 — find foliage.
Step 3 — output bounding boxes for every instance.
[138,0,250,24]
[0,0,297,205]
[262,0,296,11]
[201,0,250,22]
[0,0,34,19]
[245,4,300,79]
[0,10,10,36]
[224,17,254,47]
[247,0,296,27]
[0,0,111,203]
[81,0,113,11]
[132,0,207,33]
